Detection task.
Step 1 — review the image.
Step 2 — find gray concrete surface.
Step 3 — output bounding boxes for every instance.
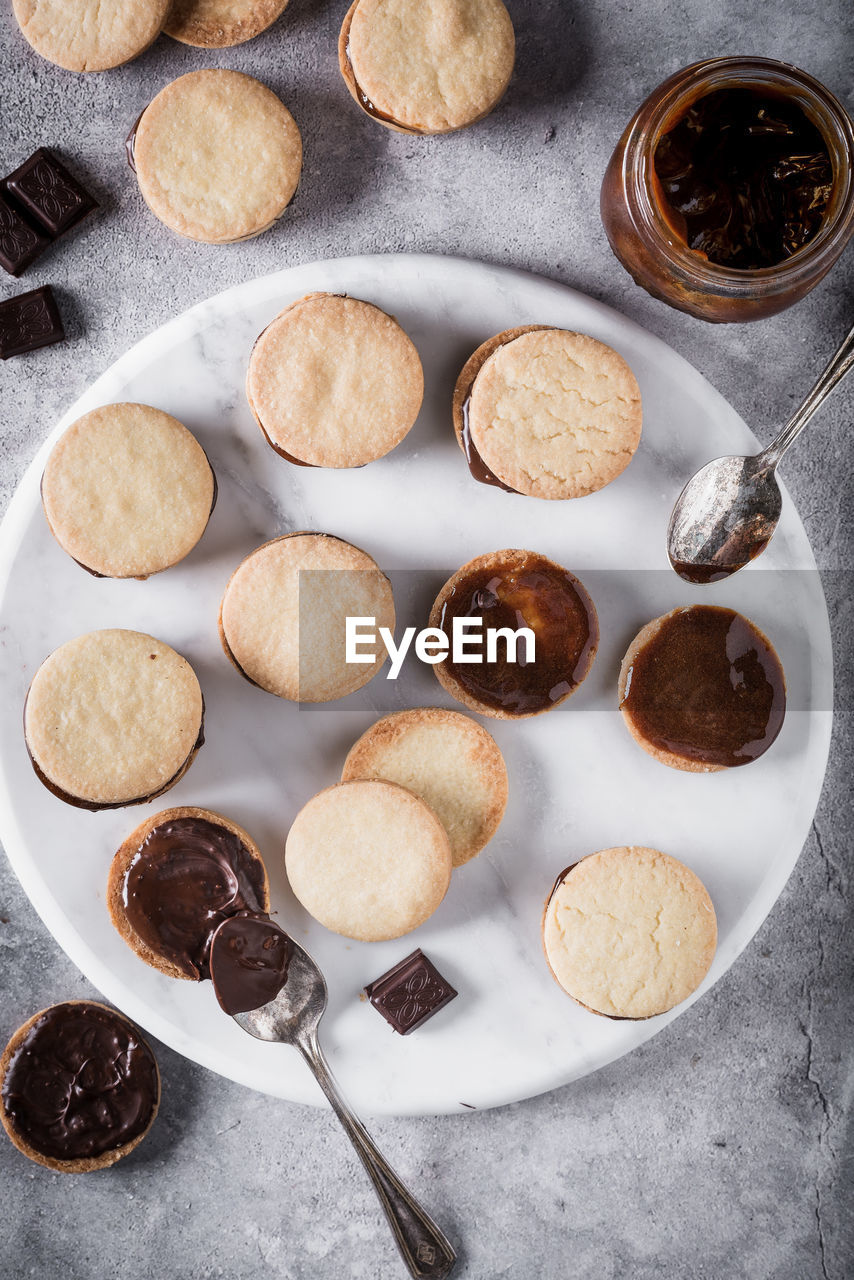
[1,1,852,1276]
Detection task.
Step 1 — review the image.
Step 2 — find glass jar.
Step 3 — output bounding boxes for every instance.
[600,57,854,322]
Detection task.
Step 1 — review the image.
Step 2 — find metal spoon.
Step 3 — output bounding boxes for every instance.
[667,322,854,583]
[228,936,457,1279]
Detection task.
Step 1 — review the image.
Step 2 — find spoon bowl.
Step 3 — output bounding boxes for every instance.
[667,453,782,583]
[666,321,854,583]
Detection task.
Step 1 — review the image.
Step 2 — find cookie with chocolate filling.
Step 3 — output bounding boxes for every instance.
[618,605,787,773]
[130,70,302,244]
[0,1002,160,1172]
[41,403,216,579]
[453,327,642,499]
[107,807,270,981]
[428,549,598,720]
[247,293,424,468]
[12,0,171,72]
[342,707,508,867]
[542,847,717,1019]
[339,0,515,135]
[24,629,204,809]
[285,780,452,942]
[219,532,395,702]
[165,0,290,47]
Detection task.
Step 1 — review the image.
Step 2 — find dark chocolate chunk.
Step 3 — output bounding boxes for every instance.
[0,194,49,277]
[365,949,457,1034]
[0,285,64,358]
[3,149,97,238]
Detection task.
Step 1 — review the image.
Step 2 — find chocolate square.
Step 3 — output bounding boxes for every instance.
[0,194,49,276]
[3,149,97,238]
[0,285,64,359]
[364,949,457,1035]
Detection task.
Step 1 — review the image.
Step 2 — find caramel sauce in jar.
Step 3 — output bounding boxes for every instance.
[601,58,854,322]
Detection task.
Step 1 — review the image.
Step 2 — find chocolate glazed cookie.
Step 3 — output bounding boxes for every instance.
[0,1002,160,1172]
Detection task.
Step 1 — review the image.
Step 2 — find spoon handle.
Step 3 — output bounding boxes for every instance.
[296,1032,457,1279]
[761,321,854,468]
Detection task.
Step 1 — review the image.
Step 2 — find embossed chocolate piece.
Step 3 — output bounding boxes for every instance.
[0,194,48,276]
[3,149,97,238]
[365,949,457,1034]
[0,285,64,358]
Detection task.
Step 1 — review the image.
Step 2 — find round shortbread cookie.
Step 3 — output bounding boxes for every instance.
[543,847,717,1020]
[107,807,270,982]
[342,707,508,866]
[165,0,290,47]
[247,293,424,468]
[12,0,171,72]
[428,549,599,720]
[0,1002,160,1173]
[219,532,395,702]
[41,403,216,579]
[24,630,204,809]
[460,328,642,500]
[618,605,787,773]
[285,780,453,941]
[132,70,302,244]
[339,0,515,135]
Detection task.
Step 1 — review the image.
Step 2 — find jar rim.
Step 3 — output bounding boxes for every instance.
[624,57,854,295]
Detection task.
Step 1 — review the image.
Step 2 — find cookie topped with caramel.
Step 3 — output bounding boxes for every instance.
[429,549,598,719]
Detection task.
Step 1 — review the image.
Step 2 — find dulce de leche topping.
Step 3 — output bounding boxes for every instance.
[1,1003,158,1163]
[653,88,833,269]
[621,605,786,768]
[122,817,267,980]
[437,552,598,716]
[209,913,292,1016]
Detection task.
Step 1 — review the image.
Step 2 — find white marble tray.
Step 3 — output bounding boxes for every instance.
[0,255,832,1115]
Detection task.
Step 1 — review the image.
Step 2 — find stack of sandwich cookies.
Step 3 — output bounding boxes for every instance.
[130,70,302,244]
[429,549,598,718]
[24,630,204,809]
[543,847,717,1019]
[286,780,453,942]
[219,532,394,702]
[13,0,171,71]
[0,1002,159,1172]
[454,328,642,499]
[41,403,216,578]
[342,707,508,866]
[165,0,291,47]
[247,294,424,468]
[339,0,515,135]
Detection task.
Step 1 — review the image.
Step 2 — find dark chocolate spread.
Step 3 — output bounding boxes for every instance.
[1,1003,158,1162]
[621,605,786,767]
[122,817,267,979]
[209,913,292,1015]
[654,88,833,269]
[460,395,516,492]
[437,552,598,715]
